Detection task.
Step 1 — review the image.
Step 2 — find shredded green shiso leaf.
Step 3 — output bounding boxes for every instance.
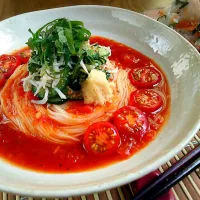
[23,18,111,105]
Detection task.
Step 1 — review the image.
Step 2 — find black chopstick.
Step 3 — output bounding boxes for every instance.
[132,145,200,200]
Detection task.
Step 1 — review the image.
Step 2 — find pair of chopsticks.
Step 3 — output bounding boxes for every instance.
[133,145,200,200]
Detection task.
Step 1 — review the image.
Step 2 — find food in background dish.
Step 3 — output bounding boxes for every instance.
[0,18,170,172]
[144,0,200,51]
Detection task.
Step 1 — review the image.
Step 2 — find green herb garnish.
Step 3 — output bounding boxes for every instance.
[23,18,111,104]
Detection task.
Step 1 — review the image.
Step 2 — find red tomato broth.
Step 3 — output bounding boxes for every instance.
[12,46,31,64]
[0,36,170,173]
[66,101,95,115]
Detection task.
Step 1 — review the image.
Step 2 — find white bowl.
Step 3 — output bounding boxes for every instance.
[0,5,199,197]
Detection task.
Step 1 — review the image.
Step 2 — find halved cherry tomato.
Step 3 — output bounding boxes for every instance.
[130,89,163,113]
[83,122,120,155]
[112,106,149,141]
[129,67,161,88]
[0,54,22,78]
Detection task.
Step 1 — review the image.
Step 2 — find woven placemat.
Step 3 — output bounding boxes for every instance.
[0,132,199,200]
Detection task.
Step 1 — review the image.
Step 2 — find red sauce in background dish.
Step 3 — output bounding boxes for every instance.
[0,36,170,173]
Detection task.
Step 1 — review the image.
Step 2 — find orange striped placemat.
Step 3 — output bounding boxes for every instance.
[0,132,199,200]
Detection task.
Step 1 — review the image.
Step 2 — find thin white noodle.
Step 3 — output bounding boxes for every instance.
[0,62,135,144]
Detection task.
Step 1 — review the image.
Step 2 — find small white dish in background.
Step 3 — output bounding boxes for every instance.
[0,5,199,197]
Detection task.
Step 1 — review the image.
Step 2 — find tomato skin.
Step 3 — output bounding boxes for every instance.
[83,122,120,156]
[0,54,22,78]
[113,106,149,156]
[130,89,163,113]
[112,106,149,141]
[129,67,162,88]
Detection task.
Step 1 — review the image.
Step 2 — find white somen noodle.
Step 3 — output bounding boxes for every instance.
[0,64,136,144]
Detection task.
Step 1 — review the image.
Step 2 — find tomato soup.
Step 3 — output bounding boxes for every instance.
[0,36,170,173]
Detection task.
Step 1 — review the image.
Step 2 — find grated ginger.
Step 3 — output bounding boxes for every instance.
[81,69,115,105]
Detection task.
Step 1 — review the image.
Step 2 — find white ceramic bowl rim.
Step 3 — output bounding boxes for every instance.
[0,5,199,197]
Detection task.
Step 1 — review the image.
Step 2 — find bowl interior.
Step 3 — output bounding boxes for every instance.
[0,5,200,197]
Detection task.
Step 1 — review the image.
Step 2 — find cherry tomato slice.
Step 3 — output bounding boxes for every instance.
[0,54,22,78]
[83,122,120,155]
[129,67,162,88]
[112,106,149,140]
[130,89,163,113]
